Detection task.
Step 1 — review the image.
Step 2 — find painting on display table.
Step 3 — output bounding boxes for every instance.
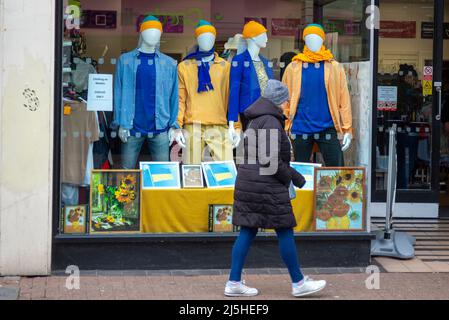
[140,162,181,189]
[313,167,366,232]
[202,161,237,188]
[209,205,239,233]
[90,170,142,234]
[182,165,204,188]
[290,162,322,190]
[62,205,87,234]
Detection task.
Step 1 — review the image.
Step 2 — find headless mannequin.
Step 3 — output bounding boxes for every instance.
[303,34,352,152]
[118,28,162,143]
[175,33,241,148]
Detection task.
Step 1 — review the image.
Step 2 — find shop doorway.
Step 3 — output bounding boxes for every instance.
[373,0,444,218]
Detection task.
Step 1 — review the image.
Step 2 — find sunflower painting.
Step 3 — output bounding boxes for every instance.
[313,167,366,232]
[62,205,87,234]
[90,170,142,234]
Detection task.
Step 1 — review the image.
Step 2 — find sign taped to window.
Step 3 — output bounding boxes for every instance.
[87,74,113,111]
[423,80,433,96]
[377,86,398,111]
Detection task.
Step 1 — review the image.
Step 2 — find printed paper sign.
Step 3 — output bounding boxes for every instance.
[87,74,113,111]
[423,66,433,82]
[423,80,433,96]
[423,66,433,76]
[377,86,398,111]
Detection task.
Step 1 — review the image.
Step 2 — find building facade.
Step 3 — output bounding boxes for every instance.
[0,0,447,275]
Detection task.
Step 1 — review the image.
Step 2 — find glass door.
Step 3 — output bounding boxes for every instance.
[439,0,449,217]
[373,0,444,205]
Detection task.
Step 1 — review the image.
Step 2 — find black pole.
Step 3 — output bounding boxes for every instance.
[432,0,444,197]
[51,0,64,271]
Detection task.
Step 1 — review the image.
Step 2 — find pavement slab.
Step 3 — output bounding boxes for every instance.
[1,272,448,300]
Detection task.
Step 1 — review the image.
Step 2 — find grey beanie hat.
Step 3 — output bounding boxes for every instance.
[262,79,290,106]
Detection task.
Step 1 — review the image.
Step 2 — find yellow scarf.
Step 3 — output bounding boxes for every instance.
[292,45,334,63]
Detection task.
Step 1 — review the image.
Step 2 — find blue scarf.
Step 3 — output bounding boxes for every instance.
[183,47,215,93]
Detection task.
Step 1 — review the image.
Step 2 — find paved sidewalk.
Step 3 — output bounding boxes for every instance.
[2,271,449,300]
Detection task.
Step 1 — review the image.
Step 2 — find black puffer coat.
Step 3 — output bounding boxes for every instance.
[233,98,306,229]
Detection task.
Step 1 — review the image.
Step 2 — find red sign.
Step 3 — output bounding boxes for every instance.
[271,19,301,36]
[380,21,416,38]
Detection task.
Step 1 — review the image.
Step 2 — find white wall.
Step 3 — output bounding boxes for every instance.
[0,0,55,276]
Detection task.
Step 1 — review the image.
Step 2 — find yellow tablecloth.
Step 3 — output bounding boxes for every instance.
[142,188,314,233]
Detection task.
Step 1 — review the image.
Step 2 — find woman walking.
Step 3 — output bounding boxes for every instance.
[225,80,327,298]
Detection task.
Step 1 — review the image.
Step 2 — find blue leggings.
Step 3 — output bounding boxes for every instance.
[229,227,304,283]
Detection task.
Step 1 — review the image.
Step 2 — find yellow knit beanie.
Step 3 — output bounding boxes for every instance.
[195,20,217,38]
[243,21,267,39]
[140,15,163,33]
[303,24,325,40]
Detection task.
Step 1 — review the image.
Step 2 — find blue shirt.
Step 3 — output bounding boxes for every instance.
[132,52,165,135]
[292,62,334,134]
[112,49,179,131]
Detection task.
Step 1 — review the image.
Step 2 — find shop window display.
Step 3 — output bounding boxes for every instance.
[59,0,370,236]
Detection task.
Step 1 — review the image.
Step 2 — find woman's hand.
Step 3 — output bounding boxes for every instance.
[291,171,306,189]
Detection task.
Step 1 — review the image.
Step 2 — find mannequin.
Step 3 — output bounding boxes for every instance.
[228,21,274,130]
[175,20,238,164]
[112,15,179,169]
[282,24,353,167]
[223,34,247,62]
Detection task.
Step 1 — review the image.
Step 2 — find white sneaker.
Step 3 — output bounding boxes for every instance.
[292,276,326,297]
[225,280,259,297]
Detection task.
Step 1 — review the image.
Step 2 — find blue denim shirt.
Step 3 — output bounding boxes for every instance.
[228,50,274,122]
[112,49,179,130]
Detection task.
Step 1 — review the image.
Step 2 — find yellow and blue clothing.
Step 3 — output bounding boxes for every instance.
[182,47,216,93]
[291,62,334,134]
[132,52,166,135]
[113,49,179,131]
[282,60,353,135]
[228,50,273,122]
[177,53,231,127]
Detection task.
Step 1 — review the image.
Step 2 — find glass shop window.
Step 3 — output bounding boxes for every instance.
[375,1,433,191]
[59,0,370,236]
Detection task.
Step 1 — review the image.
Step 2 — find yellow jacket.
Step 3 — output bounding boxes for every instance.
[178,53,231,128]
[282,60,353,135]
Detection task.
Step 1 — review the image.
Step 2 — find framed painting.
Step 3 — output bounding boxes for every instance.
[140,162,181,189]
[182,165,204,188]
[208,204,239,233]
[202,161,237,188]
[290,162,322,190]
[313,167,367,232]
[90,170,142,234]
[62,205,87,234]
